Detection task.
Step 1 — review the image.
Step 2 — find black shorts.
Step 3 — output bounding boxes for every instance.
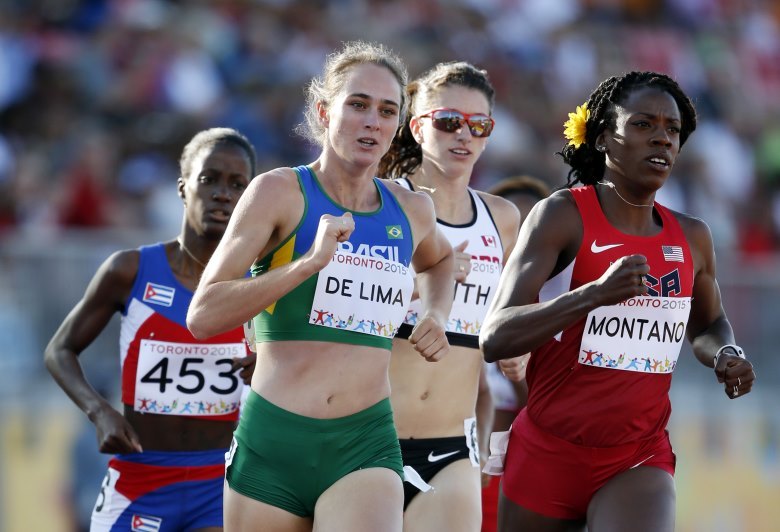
[399,436,472,509]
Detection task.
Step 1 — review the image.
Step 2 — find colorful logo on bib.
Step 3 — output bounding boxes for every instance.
[579,349,677,373]
[311,250,413,338]
[386,225,403,239]
[136,397,239,415]
[579,295,691,374]
[311,309,398,337]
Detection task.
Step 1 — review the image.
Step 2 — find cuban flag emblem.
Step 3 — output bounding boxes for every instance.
[662,245,684,263]
[132,514,162,531]
[143,282,175,307]
[481,235,497,247]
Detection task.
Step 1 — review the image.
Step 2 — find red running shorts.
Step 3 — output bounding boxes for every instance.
[501,409,675,520]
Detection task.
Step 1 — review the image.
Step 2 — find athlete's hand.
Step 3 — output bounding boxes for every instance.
[92,405,143,454]
[590,254,649,306]
[453,240,471,283]
[409,315,449,362]
[498,354,530,382]
[715,352,755,399]
[232,354,256,385]
[303,212,355,271]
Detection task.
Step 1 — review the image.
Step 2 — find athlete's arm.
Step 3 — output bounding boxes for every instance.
[680,214,755,396]
[478,192,525,418]
[480,191,649,362]
[499,354,530,407]
[395,186,454,362]
[187,168,353,339]
[476,363,493,486]
[44,250,143,453]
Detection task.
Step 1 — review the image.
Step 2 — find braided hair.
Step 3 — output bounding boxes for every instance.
[558,71,697,188]
[378,61,495,179]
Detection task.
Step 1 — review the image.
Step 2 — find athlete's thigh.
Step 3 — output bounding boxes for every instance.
[498,484,585,532]
[404,459,481,532]
[314,467,403,532]
[224,482,312,532]
[587,466,675,532]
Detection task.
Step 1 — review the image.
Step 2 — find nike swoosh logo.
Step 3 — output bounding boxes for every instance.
[591,240,624,254]
[428,450,459,463]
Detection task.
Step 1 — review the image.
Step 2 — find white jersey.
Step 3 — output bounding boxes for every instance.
[395,178,504,348]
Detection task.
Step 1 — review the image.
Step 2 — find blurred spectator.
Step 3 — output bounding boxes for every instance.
[0,0,777,259]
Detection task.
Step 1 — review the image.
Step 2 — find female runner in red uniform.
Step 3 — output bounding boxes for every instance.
[480,71,756,532]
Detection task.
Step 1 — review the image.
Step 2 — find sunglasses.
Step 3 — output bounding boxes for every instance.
[418,108,495,138]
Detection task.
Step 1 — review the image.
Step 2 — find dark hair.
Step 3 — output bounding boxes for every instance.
[180,127,257,180]
[557,71,697,188]
[379,61,495,179]
[487,175,551,202]
[296,41,408,148]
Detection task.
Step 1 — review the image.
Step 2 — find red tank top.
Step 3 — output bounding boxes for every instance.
[525,185,694,446]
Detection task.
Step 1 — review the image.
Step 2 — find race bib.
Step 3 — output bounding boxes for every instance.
[580,296,691,374]
[134,340,245,416]
[448,263,500,335]
[405,258,500,336]
[310,250,413,338]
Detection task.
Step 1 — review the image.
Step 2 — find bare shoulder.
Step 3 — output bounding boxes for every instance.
[382,179,437,248]
[529,188,579,225]
[667,208,715,270]
[85,247,142,307]
[475,190,521,227]
[519,188,583,263]
[102,248,141,286]
[670,209,713,244]
[383,179,429,205]
[239,167,304,222]
[246,167,301,200]
[383,179,436,219]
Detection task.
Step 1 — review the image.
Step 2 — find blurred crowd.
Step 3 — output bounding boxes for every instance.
[1,0,780,257]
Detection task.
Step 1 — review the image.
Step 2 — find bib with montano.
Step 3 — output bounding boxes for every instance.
[580,295,691,373]
[121,244,249,419]
[526,185,695,446]
[251,166,414,350]
[573,188,694,374]
[394,178,503,348]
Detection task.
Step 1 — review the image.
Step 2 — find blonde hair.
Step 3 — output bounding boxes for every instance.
[296,41,408,148]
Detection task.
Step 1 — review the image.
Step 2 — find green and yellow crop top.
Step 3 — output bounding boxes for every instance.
[251,166,415,350]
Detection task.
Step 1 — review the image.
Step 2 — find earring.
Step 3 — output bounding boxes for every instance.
[597,145,606,152]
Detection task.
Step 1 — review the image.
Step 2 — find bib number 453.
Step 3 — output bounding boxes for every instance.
[140,357,238,395]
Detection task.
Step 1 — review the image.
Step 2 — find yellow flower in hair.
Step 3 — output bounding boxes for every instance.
[563,103,590,148]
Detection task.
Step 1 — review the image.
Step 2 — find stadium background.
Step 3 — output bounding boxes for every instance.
[0,0,778,530]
